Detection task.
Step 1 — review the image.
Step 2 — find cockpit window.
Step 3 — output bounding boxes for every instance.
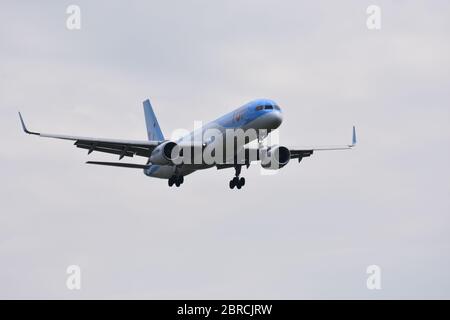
[256,104,280,111]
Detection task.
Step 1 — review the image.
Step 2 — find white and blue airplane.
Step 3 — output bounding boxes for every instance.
[19,99,356,189]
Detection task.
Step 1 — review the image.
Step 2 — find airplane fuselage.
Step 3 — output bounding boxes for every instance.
[144,99,283,179]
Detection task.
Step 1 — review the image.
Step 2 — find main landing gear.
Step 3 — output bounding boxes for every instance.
[229,166,245,190]
[168,175,184,187]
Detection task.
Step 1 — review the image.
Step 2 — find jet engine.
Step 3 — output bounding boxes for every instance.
[149,141,180,165]
[260,145,291,169]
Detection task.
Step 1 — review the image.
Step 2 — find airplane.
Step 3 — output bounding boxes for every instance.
[18,98,356,189]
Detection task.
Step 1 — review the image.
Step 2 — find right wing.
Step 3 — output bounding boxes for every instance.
[19,112,162,159]
[289,125,357,161]
[226,126,357,166]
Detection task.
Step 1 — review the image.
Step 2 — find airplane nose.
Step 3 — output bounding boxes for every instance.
[269,111,283,129]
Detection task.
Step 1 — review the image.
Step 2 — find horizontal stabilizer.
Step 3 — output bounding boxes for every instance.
[86,161,150,169]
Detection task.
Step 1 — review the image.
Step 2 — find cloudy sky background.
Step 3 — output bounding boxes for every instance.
[1,0,449,298]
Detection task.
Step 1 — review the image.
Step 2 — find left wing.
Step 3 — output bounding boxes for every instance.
[19,112,162,159]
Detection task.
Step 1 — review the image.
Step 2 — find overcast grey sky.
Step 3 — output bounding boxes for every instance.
[1,0,449,299]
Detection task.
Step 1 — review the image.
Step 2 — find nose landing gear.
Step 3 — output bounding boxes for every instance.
[229,166,245,190]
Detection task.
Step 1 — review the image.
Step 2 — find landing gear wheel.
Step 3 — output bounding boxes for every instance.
[169,175,184,187]
[229,176,245,189]
[229,166,245,190]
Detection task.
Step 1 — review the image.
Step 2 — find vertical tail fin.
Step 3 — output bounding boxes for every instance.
[143,99,164,141]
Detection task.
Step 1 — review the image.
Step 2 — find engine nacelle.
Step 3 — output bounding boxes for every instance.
[261,145,291,169]
[149,141,180,165]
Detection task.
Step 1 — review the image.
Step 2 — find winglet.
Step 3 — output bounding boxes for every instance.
[351,125,357,146]
[18,112,39,135]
